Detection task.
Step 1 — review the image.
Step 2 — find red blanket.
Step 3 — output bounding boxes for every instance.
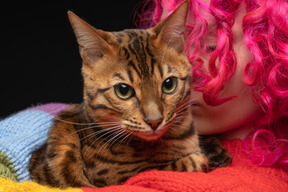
[81,139,288,192]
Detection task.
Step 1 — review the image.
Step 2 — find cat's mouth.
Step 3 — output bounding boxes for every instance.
[131,115,176,141]
[134,125,171,141]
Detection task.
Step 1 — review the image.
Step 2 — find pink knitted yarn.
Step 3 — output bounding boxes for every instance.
[28,103,69,117]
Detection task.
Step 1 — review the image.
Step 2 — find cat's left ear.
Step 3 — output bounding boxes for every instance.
[153,0,189,53]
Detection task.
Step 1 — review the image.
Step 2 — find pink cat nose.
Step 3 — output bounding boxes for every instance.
[146,118,163,131]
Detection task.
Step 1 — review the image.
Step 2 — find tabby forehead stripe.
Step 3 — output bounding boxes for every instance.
[128,60,141,78]
[168,65,172,73]
[128,30,152,77]
[144,32,156,75]
[138,38,149,77]
[113,73,124,80]
[130,35,149,77]
[158,65,164,77]
[127,70,134,83]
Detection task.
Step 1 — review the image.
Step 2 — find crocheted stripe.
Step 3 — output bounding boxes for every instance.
[27,103,69,117]
[0,110,54,181]
[0,152,18,182]
[0,177,83,192]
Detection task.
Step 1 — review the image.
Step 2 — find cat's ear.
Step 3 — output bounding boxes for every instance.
[153,0,189,52]
[68,11,114,66]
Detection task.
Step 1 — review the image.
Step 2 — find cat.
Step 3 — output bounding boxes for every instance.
[29,1,231,188]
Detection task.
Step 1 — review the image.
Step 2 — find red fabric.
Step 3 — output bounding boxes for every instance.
[82,139,288,192]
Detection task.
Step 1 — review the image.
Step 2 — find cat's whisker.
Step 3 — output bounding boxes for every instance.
[119,131,133,144]
[175,112,188,120]
[176,99,195,111]
[79,126,122,142]
[106,130,128,147]
[176,98,196,108]
[93,126,122,140]
[110,131,134,153]
[176,103,192,115]
[159,137,164,145]
[125,132,135,146]
[92,121,121,125]
[107,131,127,147]
[83,126,122,153]
[96,129,127,155]
[54,118,98,126]
[80,131,101,142]
[174,115,186,122]
[69,123,120,136]
[84,126,124,155]
[168,124,179,132]
[93,115,122,121]
[171,116,186,127]
[172,123,186,129]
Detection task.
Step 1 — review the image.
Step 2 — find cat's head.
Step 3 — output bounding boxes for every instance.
[68,1,192,141]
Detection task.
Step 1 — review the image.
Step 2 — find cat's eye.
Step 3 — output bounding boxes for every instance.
[162,77,177,94]
[114,84,135,100]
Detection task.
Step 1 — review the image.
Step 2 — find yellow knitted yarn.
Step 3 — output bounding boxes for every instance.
[0,177,82,192]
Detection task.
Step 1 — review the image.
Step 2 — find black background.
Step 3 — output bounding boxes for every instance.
[1,1,144,118]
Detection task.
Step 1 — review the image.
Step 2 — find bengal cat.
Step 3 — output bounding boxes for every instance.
[29,1,231,188]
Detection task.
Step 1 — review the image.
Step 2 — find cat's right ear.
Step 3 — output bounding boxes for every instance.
[68,11,114,66]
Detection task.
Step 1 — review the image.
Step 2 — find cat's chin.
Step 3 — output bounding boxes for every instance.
[133,125,170,141]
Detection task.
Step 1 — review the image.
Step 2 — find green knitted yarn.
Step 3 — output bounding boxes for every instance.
[0,152,18,181]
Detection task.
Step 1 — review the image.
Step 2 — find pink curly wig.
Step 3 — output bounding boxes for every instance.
[135,0,288,166]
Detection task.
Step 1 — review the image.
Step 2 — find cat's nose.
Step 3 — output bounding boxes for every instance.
[146,118,163,131]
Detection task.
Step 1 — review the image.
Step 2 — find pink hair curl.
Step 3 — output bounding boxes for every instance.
[135,0,288,166]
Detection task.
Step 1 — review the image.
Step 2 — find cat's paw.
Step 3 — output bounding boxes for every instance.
[206,146,232,170]
[199,136,232,170]
[163,152,209,172]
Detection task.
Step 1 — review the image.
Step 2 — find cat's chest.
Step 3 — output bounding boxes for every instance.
[80,140,182,186]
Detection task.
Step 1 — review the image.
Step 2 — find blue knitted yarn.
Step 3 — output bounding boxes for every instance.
[0,110,56,181]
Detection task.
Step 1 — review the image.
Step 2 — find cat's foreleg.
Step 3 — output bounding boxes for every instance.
[162,152,209,172]
[29,116,96,188]
[45,122,96,188]
[199,136,232,170]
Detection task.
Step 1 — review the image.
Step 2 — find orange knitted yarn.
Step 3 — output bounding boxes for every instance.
[82,139,288,192]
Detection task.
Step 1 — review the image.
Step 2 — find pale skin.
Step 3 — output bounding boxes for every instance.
[162,2,264,140]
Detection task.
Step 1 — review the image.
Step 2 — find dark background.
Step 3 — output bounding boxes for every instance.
[1,1,145,118]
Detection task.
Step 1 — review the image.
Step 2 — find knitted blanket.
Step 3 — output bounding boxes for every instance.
[0,103,69,182]
[1,103,288,192]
